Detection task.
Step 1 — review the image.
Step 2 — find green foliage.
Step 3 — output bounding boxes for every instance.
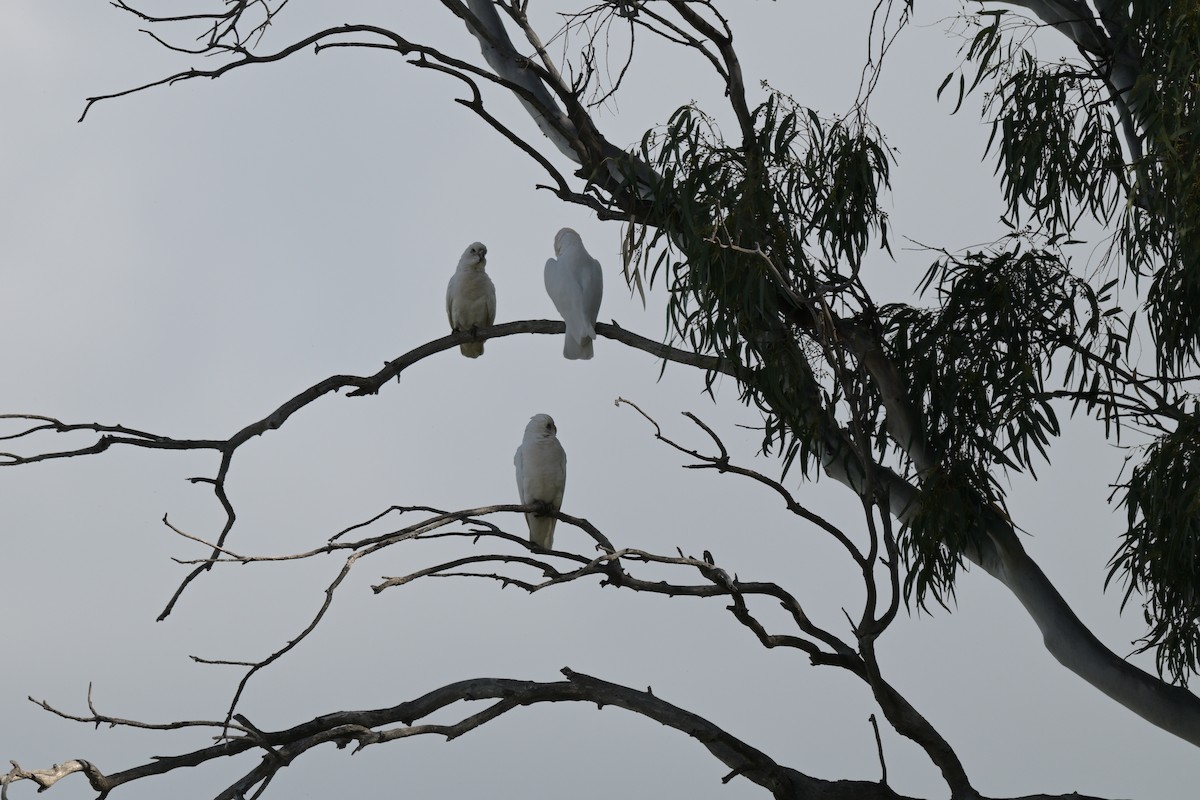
[1105,8,1200,674]
[1114,417,1200,686]
[894,460,993,607]
[942,9,1126,236]
[985,52,1126,233]
[1121,2,1200,371]
[945,3,1200,369]
[930,1,1200,681]
[886,239,1114,604]
[630,93,893,472]
[621,3,1200,681]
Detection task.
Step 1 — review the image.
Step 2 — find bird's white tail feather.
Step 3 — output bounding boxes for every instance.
[527,515,556,549]
[563,335,594,360]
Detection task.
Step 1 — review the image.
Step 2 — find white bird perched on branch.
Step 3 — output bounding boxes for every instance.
[544,228,603,359]
[446,241,496,358]
[513,413,567,549]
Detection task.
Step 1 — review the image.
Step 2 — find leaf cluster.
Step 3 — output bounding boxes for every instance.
[984,51,1126,234]
[1120,2,1200,372]
[886,239,1113,603]
[1113,415,1200,685]
[617,1,1199,682]
[937,1,1200,682]
[628,92,893,473]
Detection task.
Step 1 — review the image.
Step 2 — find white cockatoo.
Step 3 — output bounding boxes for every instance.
[513,413,567,549]
[544,227,603,360]
[446,241,496,358]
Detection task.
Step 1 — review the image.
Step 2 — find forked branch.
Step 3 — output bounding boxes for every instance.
[160,501,851,728]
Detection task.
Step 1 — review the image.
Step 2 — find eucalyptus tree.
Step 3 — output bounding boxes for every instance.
[2,2,1197,799]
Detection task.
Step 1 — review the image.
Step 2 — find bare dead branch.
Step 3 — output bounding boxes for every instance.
[0,321,733,466]
[154,496,869,731]
[627,4,727,79]
[1,761,91,798]
[31,688,253,738]
[613,398,864,561]
[0,669,847,800]
[4,664,1123,800]
[870,712,888,786]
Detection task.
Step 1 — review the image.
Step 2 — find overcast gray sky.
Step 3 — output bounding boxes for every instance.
[1,2,1196,798]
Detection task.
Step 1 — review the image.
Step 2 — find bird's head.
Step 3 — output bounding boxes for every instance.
[553,228,581,257]
[462,241,488,266]
[526,413,557,438]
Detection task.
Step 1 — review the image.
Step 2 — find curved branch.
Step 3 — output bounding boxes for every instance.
[80,24,403,122]
[864,458,1200,747]
[9,670,812,798]
[971,518,1200,747]
[2,667,1125,800]
[667,2,755,150]
[613,398,864,560]
[0,321,736,468]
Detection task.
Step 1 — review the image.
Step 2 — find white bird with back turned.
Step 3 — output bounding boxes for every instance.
[446,241,495,358]
[513,413,567,549]
[544,227,603,360]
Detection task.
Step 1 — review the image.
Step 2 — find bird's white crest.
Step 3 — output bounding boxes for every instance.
[446,241,496,358]
[544,228,603,360]
[513,413,567,549]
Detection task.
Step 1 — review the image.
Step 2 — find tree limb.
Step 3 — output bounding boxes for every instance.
[2,668,1123,800]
